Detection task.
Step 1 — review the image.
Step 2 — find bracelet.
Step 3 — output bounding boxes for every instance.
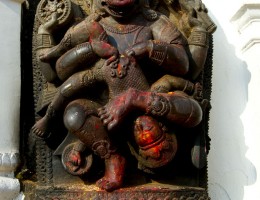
[188,29,209,48]
[150,41,168,66]
[146,93,170,117]
[36,34,55,50]
[76,42,97,64]
[183,81,194,94]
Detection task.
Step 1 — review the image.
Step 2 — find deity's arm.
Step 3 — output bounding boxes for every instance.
[36,15,93,82]
[39,18,106,62]
[36,13,59,83]
[185,25,209,81]
[37,14,118,82]
[126,14,189,76]
[149,14,189,76]
[177,0,212,80]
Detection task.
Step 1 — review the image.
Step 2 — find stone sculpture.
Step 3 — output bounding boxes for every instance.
[25,0,215,198]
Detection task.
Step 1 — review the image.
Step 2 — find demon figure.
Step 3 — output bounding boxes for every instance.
[31,0,215,192]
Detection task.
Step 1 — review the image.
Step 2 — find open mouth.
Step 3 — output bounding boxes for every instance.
[101,0,138,18]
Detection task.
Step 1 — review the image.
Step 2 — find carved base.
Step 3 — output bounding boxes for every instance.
[23,182,209,200]
[0,153,20,176]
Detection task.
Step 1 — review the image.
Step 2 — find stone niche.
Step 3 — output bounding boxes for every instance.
[20,0,215,199]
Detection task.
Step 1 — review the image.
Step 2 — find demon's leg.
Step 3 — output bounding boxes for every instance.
[98,88,202,130]
[64,99,126,192]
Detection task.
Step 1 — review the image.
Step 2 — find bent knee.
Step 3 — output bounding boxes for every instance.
[64,99,100,132]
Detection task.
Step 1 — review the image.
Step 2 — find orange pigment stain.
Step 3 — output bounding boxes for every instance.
[141,131,154,145]
[117,64,122,74]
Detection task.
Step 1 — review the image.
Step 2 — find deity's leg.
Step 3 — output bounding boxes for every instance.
[98,88,202,130]
[64,99,126,192]
[31,69,97,137]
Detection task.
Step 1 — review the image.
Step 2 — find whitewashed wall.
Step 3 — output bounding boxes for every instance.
[0,0,259,199]
[0,0,24,199]
[204,0,260,199]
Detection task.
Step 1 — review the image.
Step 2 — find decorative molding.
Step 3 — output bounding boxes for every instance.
[231,3,260,52]
[231,4,260,32]
[0,153,20,173]
[34,186,209,200]
[242,38,260,52]
[0,177,21,200]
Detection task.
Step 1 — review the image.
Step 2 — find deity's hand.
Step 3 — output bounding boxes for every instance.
[125,40,153,59]
[37,12,59,63]
[38,12,59,35]
[179,2,204,31]
[179,0,208,14]
[179,0,216,33]
[91,40,119,59]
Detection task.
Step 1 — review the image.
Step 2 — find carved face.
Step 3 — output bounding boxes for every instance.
[134,116,163,148]
[100,0,138,18]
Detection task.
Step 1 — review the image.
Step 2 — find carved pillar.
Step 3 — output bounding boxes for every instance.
[231,3,260,200]
[0,0,24,199]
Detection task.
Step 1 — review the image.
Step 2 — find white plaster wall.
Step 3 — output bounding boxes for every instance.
[204,0,260,199]
[0,0,24,199]
[0,0,21,156]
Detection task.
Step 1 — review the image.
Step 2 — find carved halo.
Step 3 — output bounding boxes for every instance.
[36,0,73,25]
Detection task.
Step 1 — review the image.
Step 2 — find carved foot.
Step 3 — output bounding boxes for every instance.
[31,116,51,138]
[96,154,126,192]
[98,88,137,130]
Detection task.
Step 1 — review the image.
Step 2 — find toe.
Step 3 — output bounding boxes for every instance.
[100,113,109,120]
[104,182,120,192]
[97,107,106,116]
[103,116,113,126]
[107,120,118,131]
[96,178,109,189]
